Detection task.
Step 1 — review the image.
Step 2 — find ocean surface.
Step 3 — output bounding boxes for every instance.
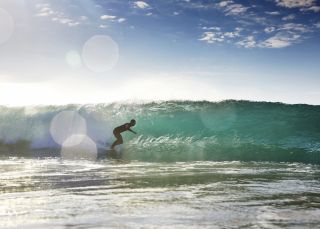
[0,100,320,228]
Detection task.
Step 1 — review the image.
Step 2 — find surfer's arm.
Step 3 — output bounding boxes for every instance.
[128,128,137,134]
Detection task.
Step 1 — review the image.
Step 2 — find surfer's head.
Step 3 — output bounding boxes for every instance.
[130,119,136,126]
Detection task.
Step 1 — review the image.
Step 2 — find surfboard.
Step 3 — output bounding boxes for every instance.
[97,148,122,160]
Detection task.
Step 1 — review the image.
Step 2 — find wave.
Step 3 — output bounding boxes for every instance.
[0,100,319,163]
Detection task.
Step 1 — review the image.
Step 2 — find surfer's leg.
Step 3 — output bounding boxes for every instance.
[111,133,123,149]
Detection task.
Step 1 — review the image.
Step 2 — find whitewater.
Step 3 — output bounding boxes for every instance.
[0,100,320,228]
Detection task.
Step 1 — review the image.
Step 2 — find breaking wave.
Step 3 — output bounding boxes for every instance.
[0,100,319,163]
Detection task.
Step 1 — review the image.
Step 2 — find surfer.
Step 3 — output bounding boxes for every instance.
[111,119,137,150]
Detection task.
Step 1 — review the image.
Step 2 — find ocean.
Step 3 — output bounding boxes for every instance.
[0,100,320,228]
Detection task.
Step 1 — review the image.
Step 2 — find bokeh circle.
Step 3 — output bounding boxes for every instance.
[61,135,98,160]
[50,111,87,146]
[65,50,82,68]
[82,35,119,72]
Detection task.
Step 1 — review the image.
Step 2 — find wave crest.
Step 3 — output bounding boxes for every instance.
[0,100,319,163]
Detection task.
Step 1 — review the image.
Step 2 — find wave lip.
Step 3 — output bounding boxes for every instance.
[0,100,319,163]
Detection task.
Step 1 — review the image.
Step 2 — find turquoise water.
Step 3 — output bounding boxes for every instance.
[0,100,320,228]
[1,158,319,228]
[0,100,320,163]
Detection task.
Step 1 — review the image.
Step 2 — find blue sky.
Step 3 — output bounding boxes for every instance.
[0,0,319,106]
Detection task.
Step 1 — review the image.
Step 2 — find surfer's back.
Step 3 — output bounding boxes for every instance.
[114,123,130,133]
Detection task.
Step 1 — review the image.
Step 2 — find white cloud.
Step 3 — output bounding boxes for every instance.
[224,28,242,38]
[237,36,256,48]
[260,31,301,48]
[35,4,55,17]
[225,4,248,15]
[275,0,315,8]
[202,26,221,31]
[282,14,295,20]
[199,27,242,44]
[67,21,80,27]
[260,37,291,48]
[118,18,126,23]
[51,17,80,27]
[224,32,237,38]
[99,25,108,29]
[281,23,310,33]
[260,22,311,48]
[216,1,248,15]
[218,1,233,7]
[134,1,150,9]
[36,8,55,17]
[301,5,320,12]
[276,0,320,13]
[195,1,315,49]
[199,32,224,43]
[264,26,276,33]
[315,22,320,28]
[266,11,281,15]
[35,4,81,27]
[100,15,125,23]
[100,15,116,20]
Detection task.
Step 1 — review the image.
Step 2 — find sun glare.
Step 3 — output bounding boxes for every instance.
[0,8,14,44]
[82,35,119,72]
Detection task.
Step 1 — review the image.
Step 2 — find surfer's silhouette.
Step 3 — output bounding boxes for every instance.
[111,119,137,150]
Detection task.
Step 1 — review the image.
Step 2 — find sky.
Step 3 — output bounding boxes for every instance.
[0,0,319,106]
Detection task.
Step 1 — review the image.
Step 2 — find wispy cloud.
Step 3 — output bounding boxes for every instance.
[34,3,81,27]
[237,36,257,48]
[275,0,315,8]
[134,1,150,9]
[199,32,224,43]
[224,28,242,38]
[216,1,249,15]
[52,17,80,27]
[199,27,242,44]
[201,19,312,48]
[301,5,320,12]
[264,26,276,33]
[100,15,117,20]
[260,23,310,48]
[100,15,126,24]
[35,4,55,17]
[275,0,320,12]
[282,14,295,21]
[281,23,310,33]
[266,11,281,15]
[260,32,301,48]
[197,0,318,49]
[34,1,320,50]
[225,4,248,15]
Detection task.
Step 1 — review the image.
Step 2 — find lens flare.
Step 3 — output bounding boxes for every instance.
[65,50,82,68]
[82,35,119,72]
[61,135,98,160]
[50,111,87,146]
[0,8,14,45]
